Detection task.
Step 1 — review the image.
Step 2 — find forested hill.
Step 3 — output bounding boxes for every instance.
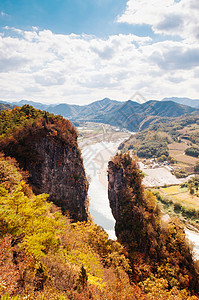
[1,98,199,131]
[108,153,199,296]
[0,102,15,111]
[0,105,89,221]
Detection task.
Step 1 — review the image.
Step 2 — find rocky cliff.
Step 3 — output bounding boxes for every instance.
[0,106,89,222]
[108,153,199,293]
[29,134,88,222]
[107,160,125,237]
[108,155,145,244]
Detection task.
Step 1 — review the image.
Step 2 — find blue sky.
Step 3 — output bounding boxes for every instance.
[0,0,152,37]
[0,0,199,104]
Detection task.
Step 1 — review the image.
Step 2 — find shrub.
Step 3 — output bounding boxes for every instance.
[185,147,199,158]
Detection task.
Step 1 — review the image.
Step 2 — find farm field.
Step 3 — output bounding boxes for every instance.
[178,123,199,135]
[168,142,199,173]
[77,122,130,147]
[158,185,199,210]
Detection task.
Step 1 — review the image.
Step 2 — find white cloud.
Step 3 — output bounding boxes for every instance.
[117,0,199,42]
[1,11,9,17]
[0,27,198,104]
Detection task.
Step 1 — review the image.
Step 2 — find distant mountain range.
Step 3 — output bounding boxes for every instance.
[1,98,199,131]
[162,97,199,108]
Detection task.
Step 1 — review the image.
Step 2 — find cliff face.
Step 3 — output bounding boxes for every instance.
[2,131,89,222]
[0,107,89,222]
[107,161,125,233]
[28,135,89,222]
[108,154,153,250]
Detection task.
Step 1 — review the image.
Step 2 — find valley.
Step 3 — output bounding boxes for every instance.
[78,122,131,239]
[0,102,199,298]
[76,121,199,261]
[77,121,199,262]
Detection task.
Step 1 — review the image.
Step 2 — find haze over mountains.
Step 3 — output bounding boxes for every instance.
[162,97,199,108]
[0,97,199,132]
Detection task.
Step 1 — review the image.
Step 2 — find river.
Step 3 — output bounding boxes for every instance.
[185,229,199,261]
[81,140,122,239]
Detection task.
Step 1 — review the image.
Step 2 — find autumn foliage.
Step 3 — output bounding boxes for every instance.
[0,105,78,168]
[0,155,148,299]
[109,153,199,297]
[0,106,198,299]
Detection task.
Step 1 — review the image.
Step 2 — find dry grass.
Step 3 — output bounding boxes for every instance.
[168,142,198,173]
[175,154,198,165]
[178,124,199,135]
[160,185,199,210]
[168,142,188,151]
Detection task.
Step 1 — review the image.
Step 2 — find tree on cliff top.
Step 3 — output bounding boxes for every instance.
[0,105,77,144]
[109,153,199,294]
[0,105,78,168]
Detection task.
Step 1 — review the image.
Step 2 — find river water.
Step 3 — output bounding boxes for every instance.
[81,141,122,239]
[185,229,199,261]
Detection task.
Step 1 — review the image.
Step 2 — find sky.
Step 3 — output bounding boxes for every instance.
[0,0,199,105]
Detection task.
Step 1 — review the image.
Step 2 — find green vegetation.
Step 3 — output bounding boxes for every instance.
[182,176,199,197]
[152,177,199,229]
[120,114,199,174]
[119,131,170,159]
[185,146,199,158]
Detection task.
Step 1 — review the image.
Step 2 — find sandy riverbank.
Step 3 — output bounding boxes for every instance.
[93,142,121,188]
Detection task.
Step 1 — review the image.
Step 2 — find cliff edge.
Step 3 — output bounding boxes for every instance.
[0,105,89,222]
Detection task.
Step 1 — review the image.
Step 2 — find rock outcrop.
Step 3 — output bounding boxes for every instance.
[108,153,199,295]
[107,161,125,230]
[0,109,89,222]
[28,134,89,222]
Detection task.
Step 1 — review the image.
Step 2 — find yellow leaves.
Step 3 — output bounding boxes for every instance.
[63,248,103,279]
[0,159,22,191]
[144,190,157,212]
[139,274,193,300]
[0,160,65,259]
[87,273,105,290]
[140,275,169,294]
[60,220,133,293]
